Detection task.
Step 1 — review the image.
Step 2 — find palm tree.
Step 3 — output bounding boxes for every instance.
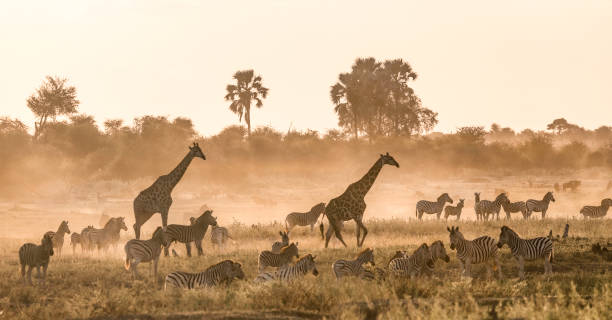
[224,70,269,137]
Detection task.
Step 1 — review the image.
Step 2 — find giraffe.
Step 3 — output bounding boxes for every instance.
[133,143,205,239]
[321,153,399,248]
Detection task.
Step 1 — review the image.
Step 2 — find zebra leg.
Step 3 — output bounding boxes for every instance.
[164,243,170,257]
[185,242,192,257]
[458,259,465,277]
[436,212,441,220]
[26,266,33,285]
[20,264,26,285]
[42,264,48,286]
[195,240,203,256]
[464,259,472,278]
[310,223,314,232]
[131,260,140,280]
[35,266,41,283]
[494,256,502,280]
[154,257,159,281]
[518,256,525,280]
[541,210,547,219]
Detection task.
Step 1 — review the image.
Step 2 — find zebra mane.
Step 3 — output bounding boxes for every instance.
[205,260,234,273]
[311,202,326,213]
[356,248,373,258]
[103,217,116,229]
[501,225,519,237]
[437,193,449,201]
[296,254,314,264]
[543,192,554,200]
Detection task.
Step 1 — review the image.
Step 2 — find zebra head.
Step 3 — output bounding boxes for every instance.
[474,192,480,203]
[279,231,289,244]
[457,199,465,209]
[300,254,319,276]
[415,243,434,268]
[544,192,555,202]
[447,226,463,250]
[387,250,408,265]
[42,233,54,256]
[188,142,206,160]
[431,240,450,263]
[602,198,612,207]
[60,220,71,234]
[380,152,400,168]
[358,247,375,266]
[497,225,516,248]
[117,217,128,231]
[495,193,509,205]
[196,210,217,227]
[438,193,453,204]
[153,226,171,247]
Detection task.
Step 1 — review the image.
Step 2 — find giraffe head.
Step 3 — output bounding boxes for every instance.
[189,142,206,160]
[379,152,400,168]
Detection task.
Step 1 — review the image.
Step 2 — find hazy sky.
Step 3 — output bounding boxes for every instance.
[1,1,610,136]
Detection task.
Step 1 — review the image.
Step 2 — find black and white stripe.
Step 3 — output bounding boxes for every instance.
[44,220,71,257]
[388,243,433,277]
[164,210,217,257]
[579,198,612,218]
[447,226,501,279]
[501,200,528,219]
[332,248,375,279]
[82,217,128,252]
[525,192,555,219]
[444,199,465,220]
[124,226,170,280]
[210,225,233,251]
[416,193,453,220]
[285,202,326,231]
[258,242,299,273]
[497,226,553,279]
[475,193,509,221]
[271,231,289,254]
[421,240,451,276]
[19,233,54,286]
[255,254,319,282]
[165,260,245,289]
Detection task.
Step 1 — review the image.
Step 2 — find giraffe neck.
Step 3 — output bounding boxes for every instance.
[166,151,195,190]
[351,158,383,198]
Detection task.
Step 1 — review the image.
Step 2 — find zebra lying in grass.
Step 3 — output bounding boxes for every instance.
[444,199,465,220]
[388,243,433,278]
[44,220,71,257]
[19,233,54,286]
[124,226,170,281]
[164,210,217,257]
[165,260,245,289]
[447,226,502,279]
[82,217,128,253]
[254,254,319,283]
[579,198,612,218]
[526,191,555,219]
[285,202,326,231]
[416,193,453,220]
[258,242,299,273]
[271,231,289,253]
[332,248,375,279]
[497,226,553,279]
[369,250,409,280]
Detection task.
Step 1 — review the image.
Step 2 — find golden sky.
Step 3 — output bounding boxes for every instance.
[1,1,610,135]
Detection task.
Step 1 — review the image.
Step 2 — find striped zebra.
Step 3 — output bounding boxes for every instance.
[475,193,509,221]
[44,220,71,257]
[497,226,553,279]
[369,250,409,280]
[165,260,245,289]
[255,254,318,283]
[447,226,502,279]
[474,192,481,220]
[258,242,299,273]
[19,233,54,286]
[388,243,433,278]
[525,192,555,219]
[82,217,128,252]
[72,225,94,254]
[210,225,233,251]
[164,210,217,257]
[285,202,326,231]
[271,231,289,253]
[416,193,453,220]
[332,247,375,279]
[124,226,170,280]
[579,198,612,218]
[501,200,528,220]
[422,240,450,276]
[444,199,465,220]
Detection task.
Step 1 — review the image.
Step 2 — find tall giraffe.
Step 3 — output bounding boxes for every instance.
[133,143,205,239]
[321,153,399,248]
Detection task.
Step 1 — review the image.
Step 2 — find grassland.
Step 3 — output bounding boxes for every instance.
[1,218,611,320]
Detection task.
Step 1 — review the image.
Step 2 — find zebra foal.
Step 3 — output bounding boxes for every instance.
[416,193,453,220]
[44,220,71,257]
[525,192,555,219]
[164,209,217,257]
[258,242,299,273]
[255,254,319,283]
[579,198,612,218]
[444,199,465,220]
[497,226,553,279]
[19,233,54,286]
[285,202,326,231]
[447,226,502,279]
[271,231,289,253]
[124,226,170,280]
[165,260,245,289]
[332,247,375,279]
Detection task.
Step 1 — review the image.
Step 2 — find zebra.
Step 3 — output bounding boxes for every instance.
[258,242,299,273]
[474,192,481,220]
[501,200,528,220]
[475,193,509,221]
[421,240,451,276]
[271,231,289,253]
[369,250,409,280]
[44,220,71,257]
[525,192,555,219]
[332,247,375,279]
[71,225,94,254]
[580,198,612,218]
[210,225,233,251]
[124,226,170,280]
[388,243,434,278]
[19,233,54,286]
[444,199,465,220]
[416,193,453,220]
[447,226,502,279]
[164,209,217,257]
[562,223,569,239]
[255,254,319,283]
[165,260,245,289]
[81,217,128,253]
[285,202,326,231]
[497,225,553,279]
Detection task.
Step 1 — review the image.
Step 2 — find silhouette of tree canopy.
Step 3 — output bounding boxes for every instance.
[225,70,269,137]
[547,118,571,134]
[330,57,437,140]
[26,76,80,140]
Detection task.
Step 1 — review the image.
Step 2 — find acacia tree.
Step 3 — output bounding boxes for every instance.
[27,76,80,140]
[224,70,269,137]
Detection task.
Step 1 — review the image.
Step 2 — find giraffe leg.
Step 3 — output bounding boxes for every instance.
[355,221,361,247]
[355,219,368,247]
[327,218,347,248]
[324,224,335,248]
